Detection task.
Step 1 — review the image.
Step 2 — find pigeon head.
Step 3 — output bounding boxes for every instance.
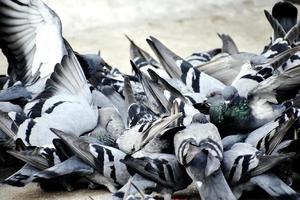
[222,86,239,102]
[206,87,238,106]
[192,113,208,124]
[205,89,224,105]
[75,52,110,78]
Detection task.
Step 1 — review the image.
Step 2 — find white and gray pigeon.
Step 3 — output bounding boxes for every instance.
[147,36,225,96]
[51,128,132,192]
[173,113,236,200]
[113,153,192,200]
[244,107,300,154]
[7,44,98,147]
[117,112,182,154]
[222,142,298,200]
[0,44,100,184]
[4,155,93,191]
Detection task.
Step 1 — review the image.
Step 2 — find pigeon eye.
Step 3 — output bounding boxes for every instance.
[210,92,216,97]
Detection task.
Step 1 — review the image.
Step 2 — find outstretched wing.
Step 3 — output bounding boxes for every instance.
[0,0,66,85]
[35,42,90,102]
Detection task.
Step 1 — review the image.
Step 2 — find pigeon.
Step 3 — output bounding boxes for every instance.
[32,156,94,191]
[244,107,300,154]
[9,43,98,147]
[0,81,32,106]
[51,128,132,192]
[221,106,300,152]
[2,143,69,189]
[147,36,225,95]
[173,113,236,200]
[190,33,261,85]
[90,107,125,143]
[0,43,99,183]
[222,142,298,199]
[130,60,169,114]
[206,42,300,134]
[114,153,192,199]
[75,51,111,79]
[117,112,182,154]
[101,86,128,125]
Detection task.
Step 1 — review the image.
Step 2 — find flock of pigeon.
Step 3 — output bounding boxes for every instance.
[1,0,300,200]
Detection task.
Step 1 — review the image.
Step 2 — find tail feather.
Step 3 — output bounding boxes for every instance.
[284,22,300,45]
[187,167,237,200]
[33,156,93,180]
[146,36,185,80]
[147,68,185,102]
[218,33,239,55]
[272,1,297,34]
[125,34,160,69]
[264,10,286,40]
[4,164,39,187]
[123,76,136,107]
[131,60,168,114]
[251,173,300,200]
[7,147,55,170]
[50,128,98,170]
[186,151,236,200]
[0,111,18,139]
[52,138,74,162]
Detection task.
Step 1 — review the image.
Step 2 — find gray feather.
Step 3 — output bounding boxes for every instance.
[218,33,239,55]
[251,173,300,200]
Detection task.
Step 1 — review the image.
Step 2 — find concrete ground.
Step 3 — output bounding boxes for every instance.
[0,0,278,199]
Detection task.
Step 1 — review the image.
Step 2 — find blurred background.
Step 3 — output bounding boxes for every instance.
[0,0,285,199]
[0,0,276,74]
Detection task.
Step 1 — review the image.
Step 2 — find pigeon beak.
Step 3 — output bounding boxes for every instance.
[203,98,211,106]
